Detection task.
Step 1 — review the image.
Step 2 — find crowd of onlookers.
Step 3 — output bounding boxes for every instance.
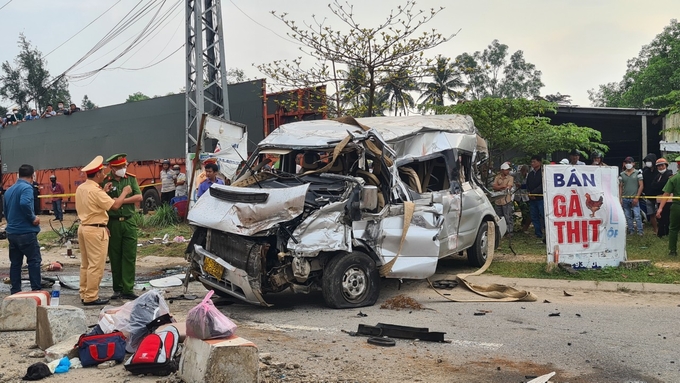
[492,149,680,257]
[1,102,82,128]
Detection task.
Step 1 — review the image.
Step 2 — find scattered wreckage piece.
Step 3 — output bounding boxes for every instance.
[526,371,556,383]
[367,336,396,347]
[356,323,446,343]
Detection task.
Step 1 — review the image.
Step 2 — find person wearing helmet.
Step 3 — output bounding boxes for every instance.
[650,158,673,237]
[591,152,607,166]
[159,159,176,205]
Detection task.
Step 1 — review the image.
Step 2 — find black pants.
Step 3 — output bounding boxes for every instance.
[161,191,175,205]
[658,202,672,238]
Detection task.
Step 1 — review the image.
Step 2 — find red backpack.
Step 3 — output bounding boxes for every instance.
[123,325,180,376]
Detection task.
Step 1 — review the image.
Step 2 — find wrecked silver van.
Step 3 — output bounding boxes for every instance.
[186,115,506,308]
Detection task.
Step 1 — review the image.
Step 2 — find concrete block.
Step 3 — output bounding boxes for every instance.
[36,305,88,350]
[179,335,259,383]
[157,322,187,342]
[45,333,81,363]
[0,291,50,331]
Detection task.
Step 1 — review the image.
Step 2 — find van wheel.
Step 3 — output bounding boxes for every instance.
[322,252,380,309]
[142,188,160,213]
[467,223,488,267]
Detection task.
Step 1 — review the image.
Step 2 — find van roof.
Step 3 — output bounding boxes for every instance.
[259,114,478,150]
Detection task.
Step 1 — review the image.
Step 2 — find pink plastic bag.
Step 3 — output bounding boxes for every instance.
[185,290,237,340]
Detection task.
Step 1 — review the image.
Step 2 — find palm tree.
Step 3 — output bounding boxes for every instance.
[381,69,419,116]
[339,65,368,116]
[418,56,464,110]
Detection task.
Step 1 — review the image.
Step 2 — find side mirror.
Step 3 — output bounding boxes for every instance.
[360,185,378,211]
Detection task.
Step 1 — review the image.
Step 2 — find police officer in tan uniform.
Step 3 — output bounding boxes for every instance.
[76,156,131,306]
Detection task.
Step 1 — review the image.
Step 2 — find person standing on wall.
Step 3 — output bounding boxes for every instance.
[49,175,64,221]
[526,155,545,241]
[159,159,176,205]
[103,154,142,300]
[4,164,42,295]
[76,156,131,305]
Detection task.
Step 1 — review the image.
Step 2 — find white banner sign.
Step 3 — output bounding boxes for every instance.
[544,165,627,269]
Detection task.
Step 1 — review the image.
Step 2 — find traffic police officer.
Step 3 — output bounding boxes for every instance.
[76,156,131,305]
[103,153,142,300]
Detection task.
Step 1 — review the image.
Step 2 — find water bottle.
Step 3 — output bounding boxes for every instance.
[50,281,60,306]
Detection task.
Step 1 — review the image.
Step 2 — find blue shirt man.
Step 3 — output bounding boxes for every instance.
[3,164,42,294]
[24,109,40,121]
[196,163,224,199]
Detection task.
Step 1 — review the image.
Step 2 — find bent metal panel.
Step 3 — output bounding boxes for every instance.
[543,165,627,269]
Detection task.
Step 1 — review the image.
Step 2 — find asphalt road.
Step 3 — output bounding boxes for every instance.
[2,256,678,382]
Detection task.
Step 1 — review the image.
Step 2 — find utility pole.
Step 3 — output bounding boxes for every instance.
[185,0,230,155]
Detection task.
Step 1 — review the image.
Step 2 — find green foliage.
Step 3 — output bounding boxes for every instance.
[589,19,680,108]
[454,39,544,100]
[490,230,680,284]
[144,204,179,228]
[125,91,151,103]
[258,0,455,117]
[417,55,464,110]
[438,98,607,162]
[81,94,96,110]
[645,90,680,115]
[226,68,246,84]
[0,34,70,113]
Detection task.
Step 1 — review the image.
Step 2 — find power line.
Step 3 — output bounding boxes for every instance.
[118,43,184,71]
[0,0,13,11]
[227,0,303,46]
[42,0,124,59]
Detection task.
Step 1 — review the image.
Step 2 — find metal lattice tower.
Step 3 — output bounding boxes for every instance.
[185,0,230,154]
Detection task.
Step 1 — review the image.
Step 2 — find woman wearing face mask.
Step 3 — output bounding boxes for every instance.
[618,156,644,236]
[650,158,673,237]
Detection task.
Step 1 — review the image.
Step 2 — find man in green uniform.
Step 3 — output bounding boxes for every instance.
[657,155,680,256]
[103,153,143,299]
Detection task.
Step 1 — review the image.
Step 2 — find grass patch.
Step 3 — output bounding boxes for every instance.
[490,227,680,284]
[136,222,193,258]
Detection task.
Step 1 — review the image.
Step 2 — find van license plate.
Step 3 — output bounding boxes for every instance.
[203,257,224,279]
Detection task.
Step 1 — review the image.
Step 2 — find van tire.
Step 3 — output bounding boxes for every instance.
[467,222,489,267]
[322,251,380,309]
[142,188,160,213]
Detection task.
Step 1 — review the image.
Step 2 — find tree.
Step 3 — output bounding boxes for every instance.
[380,68,418,115]
[258,0,455,117]
[226,68,246,84]
[540,93,572,104]
[436,98,607,164]
[418,55,464,110]
[125,92,150,103]
[81,95,96,110]
[455,40,544,100]
[0,34,70,113]
[589,19,680,108]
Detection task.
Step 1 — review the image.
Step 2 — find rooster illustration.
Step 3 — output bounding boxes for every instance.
[585,193,604,217]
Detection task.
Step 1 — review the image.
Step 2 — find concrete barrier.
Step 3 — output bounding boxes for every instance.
[179,335,259,383]
[0,291,50,331]
[45,334,81,363]
[36,305,88,350]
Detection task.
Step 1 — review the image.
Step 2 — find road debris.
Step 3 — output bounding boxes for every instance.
[356,323,446,342]
[380,294,423,311]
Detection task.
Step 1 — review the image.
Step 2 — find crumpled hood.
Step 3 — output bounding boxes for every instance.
[643,153,657,163]
[188,183,309,236]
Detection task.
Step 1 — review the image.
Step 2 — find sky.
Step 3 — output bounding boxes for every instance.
[1,0,679,110]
